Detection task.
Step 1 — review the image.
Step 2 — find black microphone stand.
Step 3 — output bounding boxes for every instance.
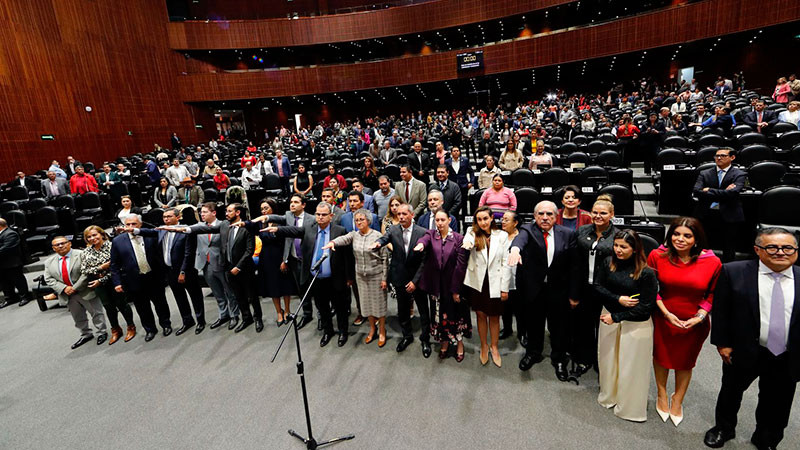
[271,254,355,450]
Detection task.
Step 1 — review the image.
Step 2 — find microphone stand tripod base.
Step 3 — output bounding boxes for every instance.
[288,428,355,450]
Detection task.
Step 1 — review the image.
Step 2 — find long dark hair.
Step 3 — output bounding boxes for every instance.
[609,229,648,280]
[662,216,708,264]
[471,205,496,251]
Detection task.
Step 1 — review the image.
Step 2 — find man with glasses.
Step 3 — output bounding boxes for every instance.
[693,147,747,262]
[509,201,580,381]
[704,227,800,450]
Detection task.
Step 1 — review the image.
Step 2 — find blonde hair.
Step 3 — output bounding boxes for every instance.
[83,225,109,242]
[592,193,614,214]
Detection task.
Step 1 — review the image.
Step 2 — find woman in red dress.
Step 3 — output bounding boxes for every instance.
[647,217,721,427]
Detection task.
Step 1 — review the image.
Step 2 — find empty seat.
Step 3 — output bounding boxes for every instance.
[567,152,590,166]
[699,134,725,147]
[262,173,283,196]
[382,164,400,182]
[0,201,20,214]
[732,124,754,136]
[737,132,767,146]
[778,131,800,150]
[510,169,535,187]
[696,147,719,165]
[663,135,688,149]
[639,233,661,255]
[4,185,29,201]
[738,144,773,166]
[597,184,634,216]
[587,140,606,154]
[748,161,787,191]
[572,135,589,146]
[759,185,800,226]
[655,148,686,171]
[25,197,47,212]
[597,133,617,144]
[541,168,569,189]
[76,191,103,216]
[203,188,219,203]
[580,166,609,187]
[514,187,540,217]
[559,142,578,155]
[49,194,76,211]
[772,122,797,134]
[143,208,165,227]
[595,150,622,168]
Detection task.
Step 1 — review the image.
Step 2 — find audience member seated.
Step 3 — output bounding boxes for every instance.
[69,165,99,194]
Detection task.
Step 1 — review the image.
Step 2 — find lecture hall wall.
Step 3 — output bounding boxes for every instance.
[0,0,202,181]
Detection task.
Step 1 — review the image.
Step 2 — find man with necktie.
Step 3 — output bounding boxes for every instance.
[704,228,800,450]
[692,147,747,262]
[111,215,172,342]
[428,165,462,219]
[44,236,107,349]
[509,201,580,381]
[394,165,427,217]
[743,100,779,134]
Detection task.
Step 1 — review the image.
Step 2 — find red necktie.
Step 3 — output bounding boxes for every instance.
[207,234,212,262]
[405,181,410,200]
[61,257,72,286]
[543,231,549,251]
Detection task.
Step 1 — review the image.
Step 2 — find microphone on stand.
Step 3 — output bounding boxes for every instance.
[632,184,653,225]
[310,252,329,273]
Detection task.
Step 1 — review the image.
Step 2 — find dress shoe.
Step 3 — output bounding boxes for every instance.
[656,403,670,423]
[96,333,108,345]
[296,315,311,330]
[396,336,413,353]
[18,296,32,307]
[455,352,465,363]
[703,427,734,448]
[573,363,592,377]
[195,323,205,335]
[750,434,776,450]
[144,331,157,342]
[490,348,502,367]
[519,335,528,348]
[554,362,569,381]
[209,317,230,330]
[337,333,348,347]
[175,323,194,336]
[439,346,449,359]
[669,393,683,427]
[519,353,543,371]
[228,316,239,330]
[353,315,365,326]
[162,327,173,337]
[320,333,334,347]
[0,300,12,309]
[71,335,93,349]
[480,347,489,365]
[124,324,136,342]
[421,341,432,358]
[364,334,375,345]
[498,328,512,340]
[234,319,253,333]
[254,319,264,333]
[377,334,386,348]
[109,326,122,345]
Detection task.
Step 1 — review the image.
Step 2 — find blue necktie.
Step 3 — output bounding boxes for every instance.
[710,169,724,209]
[312,229,327,274]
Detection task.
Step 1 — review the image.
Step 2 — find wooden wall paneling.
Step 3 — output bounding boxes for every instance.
[175,0,800,102]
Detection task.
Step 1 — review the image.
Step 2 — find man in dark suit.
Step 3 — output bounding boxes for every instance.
[138,208,205,336]
[743,100,779,134]
[271,149,292,194]
[692,147,747,262]
[41,171,69,199]
[271,202,351,347]
[0,219,32,308]
[445,146,475,219]
[477,130,498,158]
[64,156,81,179]
[378,140,399,167]
[13,171,40,193]
[704,228,800,450]
[407,141,430,181]
[373,203,431,357]
[509,200,580,381]
[111,214,172,342]
[416,190,459,233]
[176,203,262,333]
[428,165,462,218]
[144,156,161,187]
[171,132,182,150]
[274,194,314,328]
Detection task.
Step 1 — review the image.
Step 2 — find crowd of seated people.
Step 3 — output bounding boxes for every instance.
[1,71,799,450]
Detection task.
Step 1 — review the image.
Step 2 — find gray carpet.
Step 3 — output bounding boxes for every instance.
[0,271,797,450]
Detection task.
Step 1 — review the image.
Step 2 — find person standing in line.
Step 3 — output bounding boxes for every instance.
[0,219,33,308]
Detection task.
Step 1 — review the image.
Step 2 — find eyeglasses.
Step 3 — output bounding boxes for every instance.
[756,245,798,255]
[52,242,70,247]
[714,154,732,159]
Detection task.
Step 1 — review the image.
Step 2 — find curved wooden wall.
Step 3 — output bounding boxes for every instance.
[167,0,575,49]
[176,0,800,102]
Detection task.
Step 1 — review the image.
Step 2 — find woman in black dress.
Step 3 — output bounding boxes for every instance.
[293,163,313,197]
[245,198,296,326]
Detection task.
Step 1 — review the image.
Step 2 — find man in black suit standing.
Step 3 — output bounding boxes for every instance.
[445,146,475,219]
[743,100,779,134]
[0,218,32,308]
[171,132,182,150]
[111,214,172,342]
[509,200,580,381]
[270,202,351,347]
[704,228,800,450]
[13,171,40,193]
[407,141,430,181]
[373,203,431,357]
[137,208,206,336]
[693,147,747,262]
[428,165,462,219]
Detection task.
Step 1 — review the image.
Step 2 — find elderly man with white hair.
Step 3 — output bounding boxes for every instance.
[508,201,581,381]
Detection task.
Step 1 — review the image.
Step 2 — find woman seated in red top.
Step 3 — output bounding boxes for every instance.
[555,185,592,230]
[240,150,257,168]
[213,167,230,191]
[246,141,257,153]
[323,164,347,190]
[647,217,721,427]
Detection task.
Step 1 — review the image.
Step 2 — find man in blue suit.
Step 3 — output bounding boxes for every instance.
[445,146,475,219]
[111,214,172,342]
[144,156,160,187]
[136,208,205,336]
[345,179,375,213]
[271,149,292,194]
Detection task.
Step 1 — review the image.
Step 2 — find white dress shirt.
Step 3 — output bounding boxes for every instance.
[451,159,460,174]
[758,261,794,348]
[402,225,412,254]
[241,167,262,189]
[162,232,175,267]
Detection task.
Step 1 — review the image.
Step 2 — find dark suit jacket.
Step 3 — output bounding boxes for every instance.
[137,228,196,274]
[0,228,24,269]
[110,231,167,290]
[12,177,40,192]
[417,229,467,298]
[339,211,380,232]
[376,224,427,286]
[711,260,800,381]
[511,224,580,301]
[272,157,292,179]
[272,223,350,290]
[692,166,747,223]
[743,110,779,130]
[145,160,160,184]
[416,211,459,233]
[407,151,430,179]
[189,221,254,273]
[428,179,462,217]
[445,156,476,189]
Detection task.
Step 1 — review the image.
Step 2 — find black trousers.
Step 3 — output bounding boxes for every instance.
[703,211,740,263]
[501,289,526,338]
[458,186,469,219]
[714,348,797,447]
[95,283,134,329]
[570,287,602,365]
[167,267,206,326]
[226,268,261,322]
[130,272,171,333]
[395,284,430,343]
[311,277,347,335]
[0,265,30,301]
[290,256,313,319]
[525,283,569,365]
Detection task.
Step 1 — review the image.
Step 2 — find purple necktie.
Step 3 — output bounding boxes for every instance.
[294,215,303,260]
[767,272,787,356]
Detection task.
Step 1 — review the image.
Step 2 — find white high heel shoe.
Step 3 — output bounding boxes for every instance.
[656,404,670,422]
[669,393,683,427]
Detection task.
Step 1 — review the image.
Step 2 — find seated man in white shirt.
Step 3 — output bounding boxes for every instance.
[240,161,262,190]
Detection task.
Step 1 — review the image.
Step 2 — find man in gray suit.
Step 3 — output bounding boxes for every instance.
[40,171,69,199]
[44,236,107,349]
[190,202,239,330]
[394,165,427,217]
[276,193,315,329]
[378,140,399,166]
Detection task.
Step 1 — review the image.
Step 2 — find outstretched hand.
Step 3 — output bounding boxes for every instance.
[413,242,424,252]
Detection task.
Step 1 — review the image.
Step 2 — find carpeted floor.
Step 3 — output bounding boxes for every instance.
[0,272,797,450]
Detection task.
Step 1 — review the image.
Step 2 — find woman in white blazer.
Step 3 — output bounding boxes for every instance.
[461,205,512,367]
